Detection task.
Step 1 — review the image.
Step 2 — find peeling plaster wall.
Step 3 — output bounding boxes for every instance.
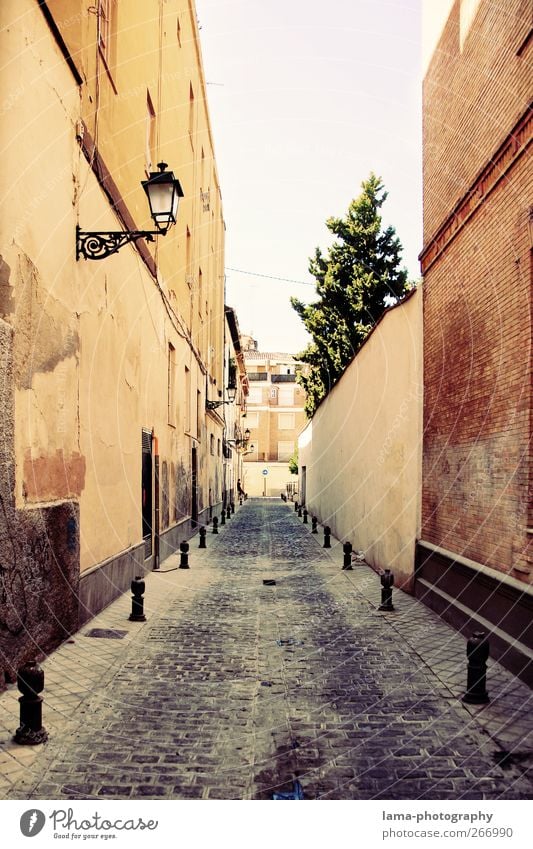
[0,318,79,688]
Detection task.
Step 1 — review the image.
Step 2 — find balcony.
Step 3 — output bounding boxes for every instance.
[247,372,268,381]
[271,374,296,383]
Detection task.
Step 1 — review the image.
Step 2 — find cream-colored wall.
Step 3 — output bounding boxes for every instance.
[298,289,422,589]
[243,463,295,498]
[0,0,226,573]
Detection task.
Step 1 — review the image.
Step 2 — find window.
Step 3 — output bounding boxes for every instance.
[270,388,277,398]
[278,441,294,462]
[168,343,176,426]
[184,366,191,432]
[278,413,295,430]
[245,412,259,428]
[188,83,195,148]
[217,438,221,456]
[278,386,294,406]
[186,227,192,286]
[197,390,201,439]
[210,434,215,455]
[98,0,116,74]
[146,91,156,173]
[248,387,263,405]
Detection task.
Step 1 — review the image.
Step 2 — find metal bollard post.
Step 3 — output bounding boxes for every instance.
[179,541,190,569]
[226,505,231,520]
[129,576,147,621]
[199,527,207,548]
[378,569,395,611]
[239,496,243,506]
[220,510,225,526]
[231,502,235,514]
[298,506,302,517]
[462,631,490,704]
[14,661,48,745]
[303,509,308,524]
[294,500,299,512]
[311,516,318,534]
[342,541,353,570]
[323,526,331,548]
[212,516,219,534]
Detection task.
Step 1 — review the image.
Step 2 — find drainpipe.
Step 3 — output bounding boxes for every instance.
[152,429,160,571]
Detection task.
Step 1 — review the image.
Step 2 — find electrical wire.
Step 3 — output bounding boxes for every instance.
[225,267,314,286]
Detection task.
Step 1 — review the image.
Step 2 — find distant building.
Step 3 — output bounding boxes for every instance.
[418,0,532,683]
[242,337,307,496]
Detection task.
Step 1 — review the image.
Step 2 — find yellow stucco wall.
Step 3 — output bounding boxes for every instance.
[0,0,228,574]
[298,289,422,589]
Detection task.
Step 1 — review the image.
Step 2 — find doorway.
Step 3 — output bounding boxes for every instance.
[142,429,153,559]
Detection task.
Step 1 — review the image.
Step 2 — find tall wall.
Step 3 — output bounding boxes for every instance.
[299,289,422,589]
[0,0,229,682]
[419,0,532,682]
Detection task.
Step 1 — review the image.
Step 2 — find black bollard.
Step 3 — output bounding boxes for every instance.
[220,510,225,526]
[342,541,353,570]
[311,516,318,534]
[129,576,147,621]
[231,502,235,514]
[462,631,490,704]
[226,505,231,520]
[212,516,219,534]
[294,500,299,512]
[239,496,243,506]
[378,569,395,611]
[199,527,207,548]
[303,509,308,524]
[323,526,331,548]
[179,541,190,569]
[298,506,302,518]
[14,661,48,745]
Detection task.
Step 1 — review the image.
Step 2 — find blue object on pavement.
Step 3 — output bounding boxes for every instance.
[273,781,304,800]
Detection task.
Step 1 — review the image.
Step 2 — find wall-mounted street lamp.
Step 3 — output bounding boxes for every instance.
[76,162,184,260]
[206,385,237,411]
[225,427,251,449]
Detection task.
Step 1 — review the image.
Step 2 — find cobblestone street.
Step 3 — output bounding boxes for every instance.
[1,500,531,800]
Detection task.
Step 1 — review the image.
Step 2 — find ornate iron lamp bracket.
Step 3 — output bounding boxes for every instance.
[76,225,157,261]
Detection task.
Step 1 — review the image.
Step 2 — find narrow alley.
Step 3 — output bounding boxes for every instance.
[0,500,531,801]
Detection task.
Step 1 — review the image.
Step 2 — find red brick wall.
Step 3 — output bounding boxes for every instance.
[422,150,531,581]
[422,1,532,584]
[423,0,532,243]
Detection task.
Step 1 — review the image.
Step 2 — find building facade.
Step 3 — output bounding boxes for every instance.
[418,0,532,682]
[221,307,249,509]
[0,0,238,686]
[242,338,307,497]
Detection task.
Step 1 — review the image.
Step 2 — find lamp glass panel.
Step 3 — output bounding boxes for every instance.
[148,182,174,218]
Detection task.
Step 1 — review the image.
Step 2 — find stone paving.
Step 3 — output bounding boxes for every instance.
[0,499,531,800]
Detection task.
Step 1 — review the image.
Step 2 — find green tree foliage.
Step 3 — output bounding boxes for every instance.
[288,446,298,475]
[291,173,411,416]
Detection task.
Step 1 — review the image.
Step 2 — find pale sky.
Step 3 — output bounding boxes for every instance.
[196,0,422,354]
